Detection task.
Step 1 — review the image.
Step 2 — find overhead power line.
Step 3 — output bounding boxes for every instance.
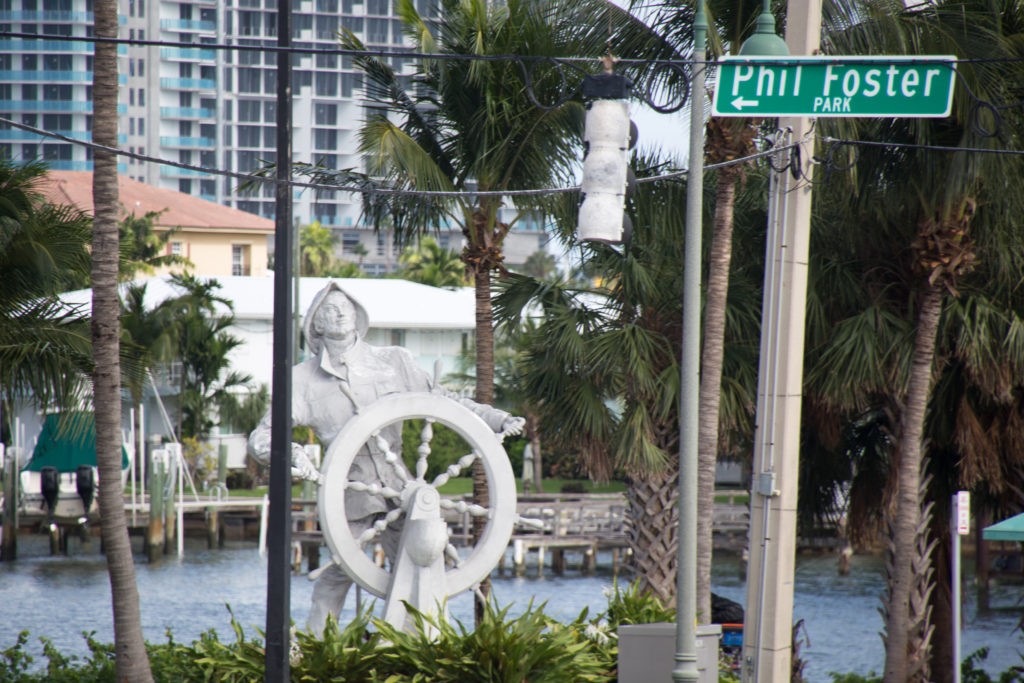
[0,114,802,198]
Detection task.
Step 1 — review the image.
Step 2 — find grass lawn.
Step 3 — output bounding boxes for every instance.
[229,479,625,499]
[435,477,625,496]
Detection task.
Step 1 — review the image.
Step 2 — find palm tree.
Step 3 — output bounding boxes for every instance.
[623,0,784,622]
[805,1,1024,678]
[91,0,153,677]
[299,220,338,276]
[119,210,192,281]
[397,237,469,288]
[520,250,559,280]
[495,153,764,600]
[0,159,93,419]
[166,273,252,440]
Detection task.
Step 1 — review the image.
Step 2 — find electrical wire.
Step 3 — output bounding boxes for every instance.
[0,30,693,69]
[0,114,802,198]
[820,136,1024,156]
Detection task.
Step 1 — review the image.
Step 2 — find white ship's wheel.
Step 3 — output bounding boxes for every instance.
[317,393,521,602]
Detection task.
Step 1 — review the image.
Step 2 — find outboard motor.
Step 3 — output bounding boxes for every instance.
[40,466,60,514]
[75,465,95,514]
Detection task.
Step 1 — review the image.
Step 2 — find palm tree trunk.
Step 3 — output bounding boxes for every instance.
[93,1,153,679]
[697,171,738,623]
[625,467,680,603]
[472,265,493,623]
[883,283,944,683]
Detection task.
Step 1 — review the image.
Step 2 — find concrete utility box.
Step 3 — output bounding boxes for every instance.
[618,622,722,683]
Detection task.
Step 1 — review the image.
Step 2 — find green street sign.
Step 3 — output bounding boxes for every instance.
[712,56,956,118]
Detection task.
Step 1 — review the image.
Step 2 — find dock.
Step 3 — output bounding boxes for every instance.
[3,484,754,579]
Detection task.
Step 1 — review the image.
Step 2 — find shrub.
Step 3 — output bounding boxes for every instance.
[375,601,613,683]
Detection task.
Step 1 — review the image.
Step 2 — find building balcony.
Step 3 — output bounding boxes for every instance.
[0,129,98,141]
[0,100,127,114]
[0,39,127,55]
[0,99,82,112]
[159,106,215,120]
[0,10,93,22]
[159,136,216,149]
[159,19,216,33]
[159,47,216,62]
[0,70,93,82]
[159,77,216,91]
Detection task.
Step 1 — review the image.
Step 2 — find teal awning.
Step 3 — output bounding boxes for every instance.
[24,412,129,473]
[982,512,1024,542]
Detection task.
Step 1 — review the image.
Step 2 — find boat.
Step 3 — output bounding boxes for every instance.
[19,412,129,523]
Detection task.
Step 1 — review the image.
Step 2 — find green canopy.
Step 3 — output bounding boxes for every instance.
[24,412,129,473]
[982,512,1024,542]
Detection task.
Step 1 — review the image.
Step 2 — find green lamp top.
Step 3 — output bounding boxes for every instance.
[738,8,789,56]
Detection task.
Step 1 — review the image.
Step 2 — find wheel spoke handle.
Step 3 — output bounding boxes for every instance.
[372,431,411,483]
[345,481,403,500]
[440,499,490,518]
[515,515,545,530]
[430,452,478,488]
[356,507,405,546]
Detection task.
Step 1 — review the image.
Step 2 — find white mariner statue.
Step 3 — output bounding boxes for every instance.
[249,282,525,633]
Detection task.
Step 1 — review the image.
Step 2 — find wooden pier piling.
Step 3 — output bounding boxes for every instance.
[1,448,18,561]
[146,463,165,562]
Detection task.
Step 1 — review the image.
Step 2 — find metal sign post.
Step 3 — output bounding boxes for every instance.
[712,56,956,117]
[951,490,970,683]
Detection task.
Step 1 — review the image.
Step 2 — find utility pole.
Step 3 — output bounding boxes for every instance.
[265,0,294,677]
[673,3,707,681]
[741,0,822,679]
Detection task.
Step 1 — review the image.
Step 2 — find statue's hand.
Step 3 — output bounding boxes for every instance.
[291,444,323,484]
[498,416,526,439]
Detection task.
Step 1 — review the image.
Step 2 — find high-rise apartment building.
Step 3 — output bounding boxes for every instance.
[0,0,550,273]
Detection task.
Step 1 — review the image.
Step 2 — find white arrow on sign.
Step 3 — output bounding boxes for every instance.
[731,96,760,110]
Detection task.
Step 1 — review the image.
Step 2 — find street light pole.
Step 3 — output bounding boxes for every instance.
[673,3,707,681]
[266,0,294,677]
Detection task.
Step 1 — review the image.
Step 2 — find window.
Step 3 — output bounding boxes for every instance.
[43,84,72,100]
[389,330,405,347]
[314,103,337,126]
[313,128,337,149]
[238,100,261,122]
[43,54,70,70]
[315,52,338,69]
[42,114,71,130]
[138,89,144,106]
[367,18,387,43]
[341,73,361,98]
[342,231,360,254]
[315,15,337,39]
[315,72,338,96]
[238,125,261,147]
[170,241,184,256]
[232,244,251,276]
[237,68,261,93]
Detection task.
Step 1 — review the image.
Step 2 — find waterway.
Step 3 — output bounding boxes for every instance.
[0,534,1020,681]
